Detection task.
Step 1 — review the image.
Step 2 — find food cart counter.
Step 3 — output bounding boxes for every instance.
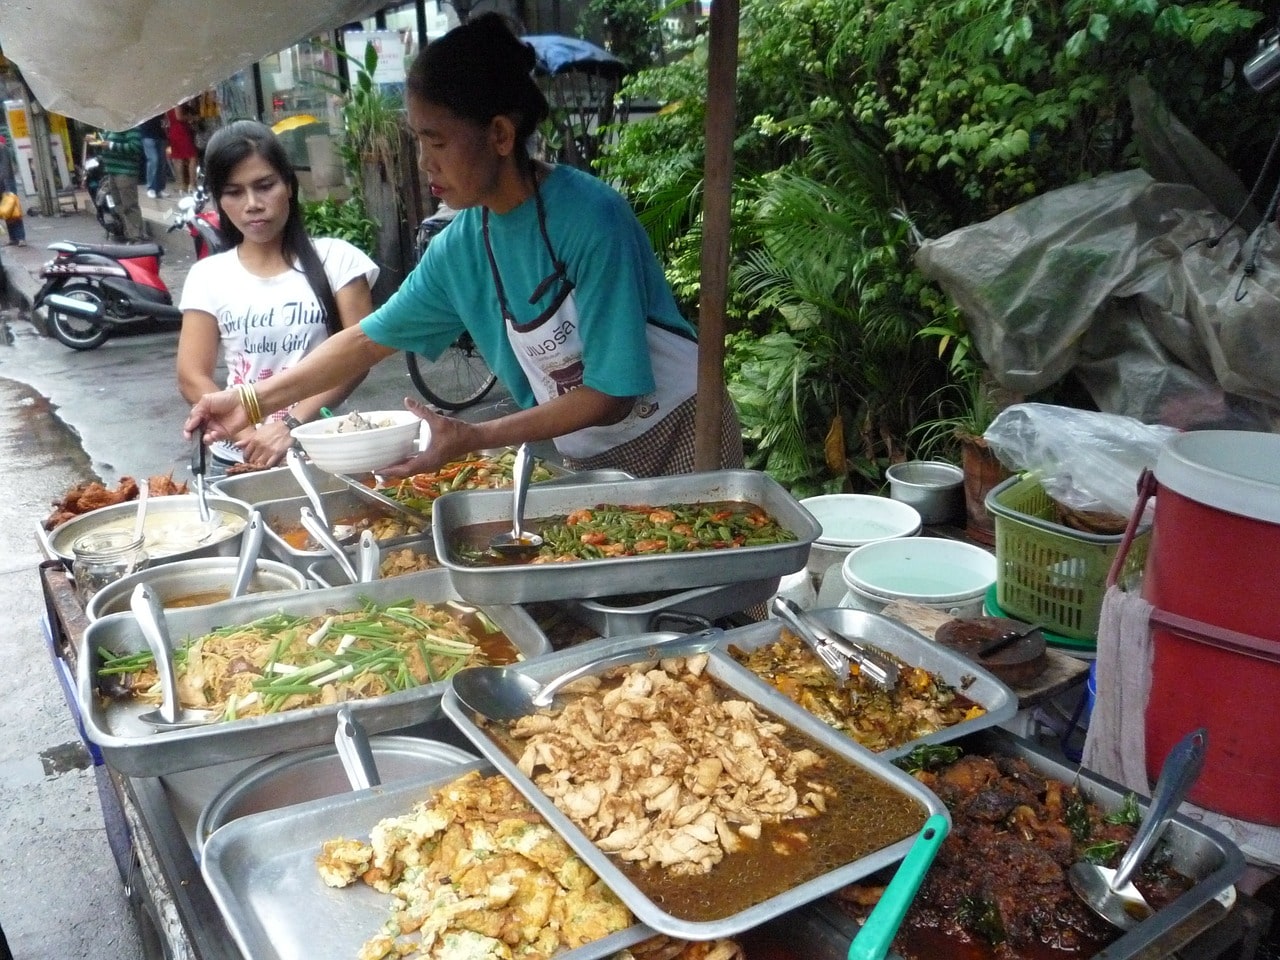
[37,561,1274,960]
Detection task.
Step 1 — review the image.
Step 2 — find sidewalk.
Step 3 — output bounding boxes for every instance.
[1,188,199,311]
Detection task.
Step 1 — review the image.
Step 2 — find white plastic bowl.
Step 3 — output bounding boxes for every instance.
[799,494,922,587]
[838,536,996,617]
[290,410,423,474]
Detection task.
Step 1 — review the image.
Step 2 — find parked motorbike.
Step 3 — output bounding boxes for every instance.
[35,178,224,350]
[82,152,126,243]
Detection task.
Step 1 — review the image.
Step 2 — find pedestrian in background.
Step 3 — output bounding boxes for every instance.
[166,102,199,193]
[139,113,168,199]
[0,134,26,247]
[96,127,146,241]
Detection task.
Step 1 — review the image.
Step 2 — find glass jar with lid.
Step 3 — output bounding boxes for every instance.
[71,531,149,606]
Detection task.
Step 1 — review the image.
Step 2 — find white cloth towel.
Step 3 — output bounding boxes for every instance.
[1083,584,1280,870]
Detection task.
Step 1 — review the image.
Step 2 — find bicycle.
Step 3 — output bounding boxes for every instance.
[404,212,499,411]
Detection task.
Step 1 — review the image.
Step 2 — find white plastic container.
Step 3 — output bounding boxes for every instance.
[838,536,995,618]
[799,494,922,589]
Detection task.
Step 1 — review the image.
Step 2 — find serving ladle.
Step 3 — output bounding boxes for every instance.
[334,704,381,790]
[229,510,265,600]
[452,627,725,722]
[129,583,216,729]
[1068,727,1207,931]
[356,529,380,583]
[300,506,359,585]
[488,442,543,558]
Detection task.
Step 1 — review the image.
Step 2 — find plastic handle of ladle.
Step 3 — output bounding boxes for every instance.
[847,814,950,960]
[1110,728,1207,892]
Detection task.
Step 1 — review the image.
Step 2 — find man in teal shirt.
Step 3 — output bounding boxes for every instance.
[97,126,145,241]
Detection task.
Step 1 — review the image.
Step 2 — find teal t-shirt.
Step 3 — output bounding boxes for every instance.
[360,165,695,409]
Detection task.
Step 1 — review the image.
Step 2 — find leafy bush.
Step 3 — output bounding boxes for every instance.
[302,196,378,257]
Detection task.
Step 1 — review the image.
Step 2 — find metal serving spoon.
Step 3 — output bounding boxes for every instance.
[334,704,381,790]
[452,628,724,722]
[357,529,380,583]
[300,506,359,584]
[1068,727,1207,931]
[229,510,265,599]
[488,443,544,558]
[129,583,216,729]
[287,448,355,543]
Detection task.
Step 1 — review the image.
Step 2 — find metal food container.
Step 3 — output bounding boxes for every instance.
[77,570,551,777]
[210,465,347,506]
[815,728,1245,960]
[196,736,476,853]
[45,493,253,570]
[433,469,822,604]
[256,488,427,573]
[564,578,780,637]
[85,556,308,621]
[716,607,1018,760]
[307,537,437,589]
[201,757,657,960]
[441,635,946,940]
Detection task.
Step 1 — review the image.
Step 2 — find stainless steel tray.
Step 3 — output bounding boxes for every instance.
[307,537,438,589]
[716,607,1018,760]
[441,635,947,940]
[201,757,657,960]
[814,728,1245,960]
[564,578,779,637]
[210,465,347,507]
[433,470,822,604]
[256,488,428,572]
[78,570,551,776]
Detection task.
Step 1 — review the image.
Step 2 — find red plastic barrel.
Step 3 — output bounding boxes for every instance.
[1143,430,1280,825]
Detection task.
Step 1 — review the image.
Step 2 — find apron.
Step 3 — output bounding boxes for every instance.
[483,184,697,461]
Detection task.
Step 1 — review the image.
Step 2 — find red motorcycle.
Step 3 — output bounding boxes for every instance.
[34,178,223,350]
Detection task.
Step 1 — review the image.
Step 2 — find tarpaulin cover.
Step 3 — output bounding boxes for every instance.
[0,0,384,129]
[523,35,624,77]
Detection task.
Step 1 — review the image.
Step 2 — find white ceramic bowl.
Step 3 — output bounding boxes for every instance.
[839,536,996,617]
[290,410,423,474]
[799,494,922,586]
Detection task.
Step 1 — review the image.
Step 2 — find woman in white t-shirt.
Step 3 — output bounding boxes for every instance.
[177,121,379,472]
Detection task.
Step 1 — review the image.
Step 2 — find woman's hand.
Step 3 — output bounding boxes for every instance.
[377,397,478,478]
[237,420,294,469]
[184,389,250,443]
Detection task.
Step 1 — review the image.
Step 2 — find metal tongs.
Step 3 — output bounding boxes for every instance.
[191,432,211,524]
[771,596,899,690]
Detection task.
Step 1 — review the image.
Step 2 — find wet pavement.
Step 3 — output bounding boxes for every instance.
[0,196,509,957]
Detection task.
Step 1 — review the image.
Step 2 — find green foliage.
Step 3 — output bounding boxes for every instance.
[577,0,664,73]
[599,0,1272,491]
[312,41,406,187]
[302,196,378,257]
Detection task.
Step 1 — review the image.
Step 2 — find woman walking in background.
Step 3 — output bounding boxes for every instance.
[166,102,199,193]
[0,135,25,246]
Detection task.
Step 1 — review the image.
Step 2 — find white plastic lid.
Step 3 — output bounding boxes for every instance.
[1155,430,1280,525]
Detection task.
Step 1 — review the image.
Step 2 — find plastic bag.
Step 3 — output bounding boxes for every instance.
[0,192,22,221]
[983,403,1180,516]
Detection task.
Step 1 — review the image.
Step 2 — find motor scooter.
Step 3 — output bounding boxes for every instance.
[34,176,224,350]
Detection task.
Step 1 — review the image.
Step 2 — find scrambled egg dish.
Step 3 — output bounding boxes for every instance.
[317,771,631,960]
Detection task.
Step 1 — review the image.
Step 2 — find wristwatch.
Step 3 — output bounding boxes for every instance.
[282,414,304,431]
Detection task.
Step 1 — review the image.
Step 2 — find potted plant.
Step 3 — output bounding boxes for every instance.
[910,316,1013,544]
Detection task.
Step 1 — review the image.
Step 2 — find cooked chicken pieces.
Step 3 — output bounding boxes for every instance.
[506,654,832,877]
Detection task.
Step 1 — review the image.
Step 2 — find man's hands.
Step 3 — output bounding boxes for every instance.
[376,397,479,478]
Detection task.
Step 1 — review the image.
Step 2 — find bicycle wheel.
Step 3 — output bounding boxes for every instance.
[406,338,498,411]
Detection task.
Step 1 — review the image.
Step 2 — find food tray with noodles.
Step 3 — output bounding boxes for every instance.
[432,470,822,604]
[820,728,1244,960]
[201,757,658,960]
[77,571,550,777]
[441,635,946,940]
[717,607,1018,760]
[256,488,428,572]
[563,578,780,637]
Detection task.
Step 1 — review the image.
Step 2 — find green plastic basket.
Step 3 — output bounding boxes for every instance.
[984,475,1150,640]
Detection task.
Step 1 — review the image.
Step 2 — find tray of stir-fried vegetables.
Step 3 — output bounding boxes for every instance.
[77,570,550,776]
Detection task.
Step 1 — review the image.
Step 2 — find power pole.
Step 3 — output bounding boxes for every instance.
[20,79,57,217]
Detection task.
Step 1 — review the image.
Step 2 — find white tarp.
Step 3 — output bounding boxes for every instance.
[0,0,386,129]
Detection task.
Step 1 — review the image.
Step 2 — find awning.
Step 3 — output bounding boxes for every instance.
[0,0,386,129]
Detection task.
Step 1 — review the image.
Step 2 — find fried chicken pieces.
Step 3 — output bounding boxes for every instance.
[507,654,829,878]
[318,771,632,960]
[43,473,188,530]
